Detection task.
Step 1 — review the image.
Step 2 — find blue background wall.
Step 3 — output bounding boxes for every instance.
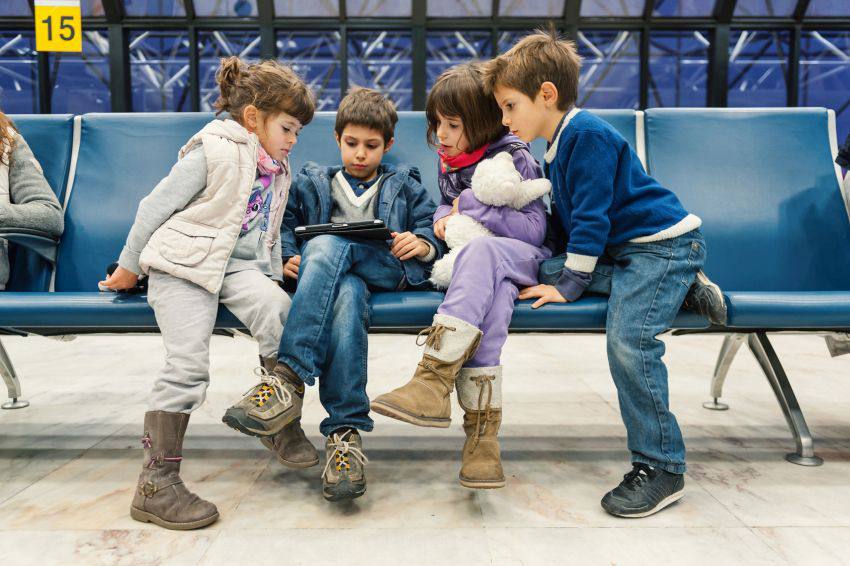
[1,1,849,140]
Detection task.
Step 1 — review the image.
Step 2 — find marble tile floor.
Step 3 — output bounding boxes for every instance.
[1,332,849,565]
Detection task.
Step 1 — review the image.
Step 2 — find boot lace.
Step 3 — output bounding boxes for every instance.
[415,323,455,351]
[322,430,369,480]
[469,374,495,452]
[246,366,293,408]
[622,463,653,491]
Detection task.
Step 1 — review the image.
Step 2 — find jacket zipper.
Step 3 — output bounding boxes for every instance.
[216,139,259,290]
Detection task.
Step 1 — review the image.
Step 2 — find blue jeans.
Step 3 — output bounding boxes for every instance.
[278,235,406,436]
[539,229,706,474]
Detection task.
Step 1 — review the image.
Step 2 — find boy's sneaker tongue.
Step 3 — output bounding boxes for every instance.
[600,463,685,518]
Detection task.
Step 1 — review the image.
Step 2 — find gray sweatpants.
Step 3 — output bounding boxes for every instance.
[147,268,291,413]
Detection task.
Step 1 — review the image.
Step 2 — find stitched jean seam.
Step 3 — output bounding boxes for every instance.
[637,244,676,465]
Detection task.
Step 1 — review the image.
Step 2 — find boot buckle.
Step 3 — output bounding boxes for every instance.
[140,481,158,497]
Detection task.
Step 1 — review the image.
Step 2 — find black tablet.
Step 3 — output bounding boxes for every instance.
[294,219,392,241]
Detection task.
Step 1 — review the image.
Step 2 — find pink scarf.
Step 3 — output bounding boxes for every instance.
[256,145,287,248]
[257,145,282,177]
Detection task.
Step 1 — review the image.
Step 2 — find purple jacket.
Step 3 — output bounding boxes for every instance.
[434,133,548,247]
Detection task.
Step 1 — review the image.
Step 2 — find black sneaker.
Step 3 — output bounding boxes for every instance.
[683,270,727,326]
[601,463,685,518]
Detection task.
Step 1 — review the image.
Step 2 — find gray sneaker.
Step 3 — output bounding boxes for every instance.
[222,363,304,437]
[322,429,368,502]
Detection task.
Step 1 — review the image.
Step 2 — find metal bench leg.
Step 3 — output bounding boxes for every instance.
[0,338,28,409]
[747,332,822,466]
[703,333,746,411]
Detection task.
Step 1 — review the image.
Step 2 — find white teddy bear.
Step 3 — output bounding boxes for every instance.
[430,151,552,289]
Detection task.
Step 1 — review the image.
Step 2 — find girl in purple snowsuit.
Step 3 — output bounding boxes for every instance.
[371,63,551,489]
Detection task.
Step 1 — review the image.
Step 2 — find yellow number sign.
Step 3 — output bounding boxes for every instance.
[35,0,82,53]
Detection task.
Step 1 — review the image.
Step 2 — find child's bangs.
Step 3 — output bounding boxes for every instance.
[281,92,315,126]
[425,77,472,147]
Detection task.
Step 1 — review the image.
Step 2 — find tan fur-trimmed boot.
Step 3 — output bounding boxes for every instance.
[130,411,219,530]
[371,314,482,428]
[457,366,505,489]
[255,357,319,468]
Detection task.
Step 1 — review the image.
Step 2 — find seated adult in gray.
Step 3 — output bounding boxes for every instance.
[0,111,64,290]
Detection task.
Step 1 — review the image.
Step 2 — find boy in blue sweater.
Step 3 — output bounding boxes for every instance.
[483,30,725,518]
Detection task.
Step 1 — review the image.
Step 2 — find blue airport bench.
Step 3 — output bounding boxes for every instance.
[2,110,681,333]
[1,108,847,467]
[645,108,850,466]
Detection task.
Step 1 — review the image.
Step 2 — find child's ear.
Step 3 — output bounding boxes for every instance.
[242,105,258,132]
[539,82,559,108]
[383,137,395,154]
[334,132,341,148]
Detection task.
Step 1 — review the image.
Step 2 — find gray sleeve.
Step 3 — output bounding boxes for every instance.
[118,147,207,274]
[270,238,283,282]
[0,134,64,236]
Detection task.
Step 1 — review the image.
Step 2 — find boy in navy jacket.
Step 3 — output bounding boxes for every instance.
[224,88,440,502]
[483,30,726,518]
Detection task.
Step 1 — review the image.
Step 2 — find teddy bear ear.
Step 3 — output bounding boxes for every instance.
[517,178,552,205]
[495,152,513,163]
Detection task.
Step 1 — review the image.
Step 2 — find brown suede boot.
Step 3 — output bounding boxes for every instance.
[260,418,320,468]
[371,314,482,428]
[457,367,505,489]
[254,357,319,468]
[130,411,219,530]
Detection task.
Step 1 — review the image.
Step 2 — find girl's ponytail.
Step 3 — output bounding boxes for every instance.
[214,56,244,115]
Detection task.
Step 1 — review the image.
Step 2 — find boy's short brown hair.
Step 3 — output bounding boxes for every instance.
[335,87,398,145]
[482,29,582,111]
[425,63,506,151]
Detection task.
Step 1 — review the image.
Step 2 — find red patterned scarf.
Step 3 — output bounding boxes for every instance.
[438,143,489,174]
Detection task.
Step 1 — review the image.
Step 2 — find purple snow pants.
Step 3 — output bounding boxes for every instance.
[437,237,551,367]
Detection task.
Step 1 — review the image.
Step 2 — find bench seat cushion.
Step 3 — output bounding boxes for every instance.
[0,291,708,332]
[11,290,848,332]
[726,291,850,329]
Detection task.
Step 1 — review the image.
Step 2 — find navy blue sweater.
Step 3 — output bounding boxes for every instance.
[544,110,695,299]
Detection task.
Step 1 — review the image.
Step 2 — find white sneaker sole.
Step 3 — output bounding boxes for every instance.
[607,489,685,518]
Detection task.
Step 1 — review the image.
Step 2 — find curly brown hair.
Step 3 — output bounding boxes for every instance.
[214,56,315,126]
[0,111,18,166]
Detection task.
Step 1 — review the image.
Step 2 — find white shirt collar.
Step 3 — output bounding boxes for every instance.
[544,107,582,164]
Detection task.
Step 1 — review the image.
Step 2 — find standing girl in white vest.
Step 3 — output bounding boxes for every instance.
[99,56,315,530]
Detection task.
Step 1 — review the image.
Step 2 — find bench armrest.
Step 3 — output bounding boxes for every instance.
[0,228,59,264]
